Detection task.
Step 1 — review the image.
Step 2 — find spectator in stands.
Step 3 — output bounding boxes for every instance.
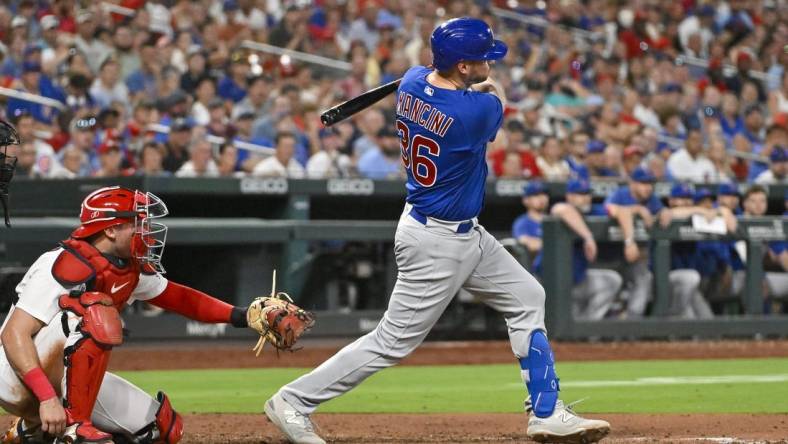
[59,116,99,176]
[126,39,160,100]
[489,120,540,179]
[667,128,715,183]
[352,108,385,159]
[306,127,352,179]
[252,131,305,178]
[232,111,271,173]
[73,10,111,74]
[585,140,615,178]
[51,145,88,179]
[176,139,219,178]
[94,140,132,178]
[707,138,735,182]
[137,142,170,177]
[252,94,292,143]
[162,117,193,173]
[741,105,767,181]
[621,145,644,177]
[550,179,623,320]
[232,75,273,120]
[217,143,244,178]
[566,131,589,180]
[357,127,403,180]
[10,141,37,178]
[7,60,64,124]
[63,72,95,114]
[179,49,208,95]
[12,112,57,177]
[112,25,140,80]
[217,52,249,103]
[190,76,217,126]
[536,136,570,181]
[755,146,787,185]
[206,98,231,138]
[89,57,128,109]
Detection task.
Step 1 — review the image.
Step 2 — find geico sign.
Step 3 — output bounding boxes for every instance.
[327,179,375,195]
[239,177,289,194]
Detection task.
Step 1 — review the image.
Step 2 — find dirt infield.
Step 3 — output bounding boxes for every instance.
[105,339,788,443]
[185,412,788,443]
[7,340,788,443]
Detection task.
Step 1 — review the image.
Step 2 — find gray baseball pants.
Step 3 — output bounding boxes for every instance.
[571,269,622,320]
[280,205,546,414]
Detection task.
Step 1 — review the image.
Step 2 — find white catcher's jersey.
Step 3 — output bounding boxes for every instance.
[0,248,168,415]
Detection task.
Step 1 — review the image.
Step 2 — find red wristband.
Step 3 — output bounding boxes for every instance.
[22,367,57,402]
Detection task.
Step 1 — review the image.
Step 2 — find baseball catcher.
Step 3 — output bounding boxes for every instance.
[0,120,20,227]
[0,186,314,444]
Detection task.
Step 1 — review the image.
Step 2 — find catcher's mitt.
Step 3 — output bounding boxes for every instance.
[247,272,315,356]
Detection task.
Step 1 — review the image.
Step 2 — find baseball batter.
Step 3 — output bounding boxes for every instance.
[265,18,610,444]
[0,186,313,444]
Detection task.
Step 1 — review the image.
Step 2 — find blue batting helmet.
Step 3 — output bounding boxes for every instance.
[430,17,508,71]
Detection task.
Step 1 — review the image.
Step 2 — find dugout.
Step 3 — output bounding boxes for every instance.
[1,177,787,341]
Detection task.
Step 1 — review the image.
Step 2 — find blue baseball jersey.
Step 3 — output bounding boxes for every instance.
[604,186,664,215]
[396,66,503,221]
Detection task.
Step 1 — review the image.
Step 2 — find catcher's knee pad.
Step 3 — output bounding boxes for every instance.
[519,330,559,418]
[59,291,123,346]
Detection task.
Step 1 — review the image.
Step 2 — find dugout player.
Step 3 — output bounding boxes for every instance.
[0,186,252,443]
[264,18,610,444]
[514,179,622,320]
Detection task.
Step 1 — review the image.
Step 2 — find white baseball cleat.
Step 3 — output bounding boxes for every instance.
[526,399,610,443]
[264,393,326,444]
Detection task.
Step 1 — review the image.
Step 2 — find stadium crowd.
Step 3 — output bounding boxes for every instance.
[0,0,785,187]
[0,0,785,318]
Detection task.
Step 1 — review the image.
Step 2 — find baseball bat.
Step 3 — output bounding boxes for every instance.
[320,78,402,126]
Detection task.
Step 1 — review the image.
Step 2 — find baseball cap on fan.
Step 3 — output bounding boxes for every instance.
[630,167,656,183]
[670,183,693,199]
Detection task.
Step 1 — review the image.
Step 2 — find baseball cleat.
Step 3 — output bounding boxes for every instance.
[1,418,45,444]
[526,399,610,443]
[264,393,325,444]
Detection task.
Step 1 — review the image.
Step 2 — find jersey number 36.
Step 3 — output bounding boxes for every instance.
[396,120,440,187]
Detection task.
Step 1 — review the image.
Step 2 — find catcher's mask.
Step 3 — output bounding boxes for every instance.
[0,120,20,228]
[72,186,169,273]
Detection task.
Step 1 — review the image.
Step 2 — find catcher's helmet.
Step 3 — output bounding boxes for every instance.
[73,186,169,272]
[0,120,20,228]
[430,17,508,71]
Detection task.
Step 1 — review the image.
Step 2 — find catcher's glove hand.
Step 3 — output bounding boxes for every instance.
[247,272,315,356]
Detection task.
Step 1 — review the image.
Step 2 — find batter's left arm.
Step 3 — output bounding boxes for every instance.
[471,77,506,109]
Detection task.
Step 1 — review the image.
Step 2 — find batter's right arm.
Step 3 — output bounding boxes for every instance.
[1,309,67,434]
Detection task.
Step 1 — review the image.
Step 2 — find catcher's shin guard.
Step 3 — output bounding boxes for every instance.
[519,330,559,418]
[59,291,123,443]
[153,391,183,444]
[129,392,183,444]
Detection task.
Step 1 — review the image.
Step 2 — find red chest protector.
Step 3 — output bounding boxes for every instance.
[51,239,141,311]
